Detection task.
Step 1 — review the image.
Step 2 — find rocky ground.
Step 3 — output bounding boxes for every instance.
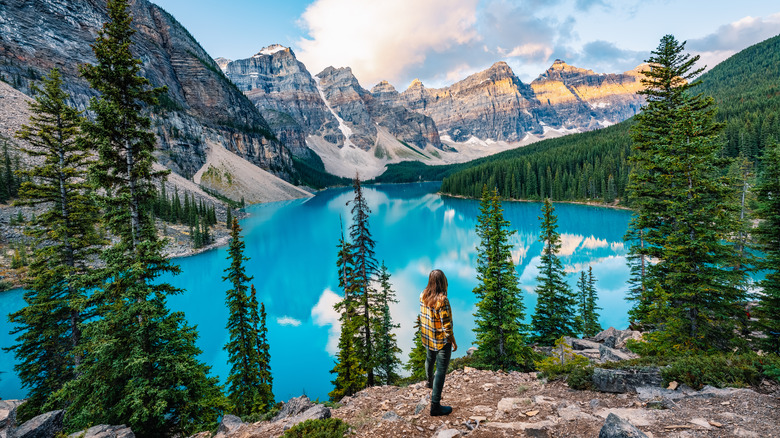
[206,367,780,438]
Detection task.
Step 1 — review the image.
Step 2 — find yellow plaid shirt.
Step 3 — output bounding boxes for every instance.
[419,292,453,351]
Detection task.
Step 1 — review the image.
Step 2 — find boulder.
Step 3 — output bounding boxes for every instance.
[594,327,619,343]
[213,415,244,438]
[0,400,24,438]
[466,347,478,357]
[599,344,637,362]
[567,337,602,351]
[282,405,331,431]
[575,349,601,361]
[67,425,135,438]
[14,410,64,438]
[598,413,649,438]
[592,367,662,393]
[272,395,314,422]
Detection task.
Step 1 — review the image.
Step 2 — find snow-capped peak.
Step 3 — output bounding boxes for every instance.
[253,44,287,57]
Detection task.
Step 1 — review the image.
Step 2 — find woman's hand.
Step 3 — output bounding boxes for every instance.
[452,339,458,352]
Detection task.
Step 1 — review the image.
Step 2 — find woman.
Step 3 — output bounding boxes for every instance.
[419,269,458,416]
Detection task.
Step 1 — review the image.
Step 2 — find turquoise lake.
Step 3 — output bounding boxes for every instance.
[0,182,633,402]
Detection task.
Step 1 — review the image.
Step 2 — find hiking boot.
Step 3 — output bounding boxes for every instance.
[426,380,432,389]
[430,402,453,416]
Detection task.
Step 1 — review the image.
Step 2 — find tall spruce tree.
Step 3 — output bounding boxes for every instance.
[403,316,427,382]
[223,218,264,415]
[531,199,578,345]
[472,186,533,369]
[7,69,103,419]
[60,1,224,435]
[754,142,780,353]
[253,293,274,411]
[373,262,402,385]
[347,174,380,386]
[330,222,365,400]
[626,35,746,352]
[582,267,602,337]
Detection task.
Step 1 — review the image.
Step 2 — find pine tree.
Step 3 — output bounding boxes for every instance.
[754,142,780,353]
[626,35,746,352]
[347,174,380,386]
[222,218,265,415]
[226,207,233,227]
[252,291,274,411]
[575,271,588,334]
[582,267,602,337]
[6,69,103,419]
[60,2,224,434]
[472,186,533,369]
[330,222,365,399]
[373,262,402,385]
[403,316,428,382]
[531,199,578,345]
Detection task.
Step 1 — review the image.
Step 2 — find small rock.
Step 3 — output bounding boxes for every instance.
[525,426,550,438]
[381,411,403,422]
[428,424,436,430]
[15,410,65,438]
[433,429,461,438]
[415,395,430,415]
[598,413,649,438]
[590,399,601,410]
[67,425,135,438]
[532,395,556,404]
[463,366,475,373]
[495,397,529,417]
[557,404,597,422]
[469,416,486,424]
[525,410,540,417]
[667,381,678,390]
[733,427,760,438]
[416,426,424,432]
[482,383,494,391]
[689,418,711,429]
[709,421,722,428]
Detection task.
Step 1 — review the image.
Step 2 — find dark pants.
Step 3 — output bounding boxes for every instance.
[425,342,452,404]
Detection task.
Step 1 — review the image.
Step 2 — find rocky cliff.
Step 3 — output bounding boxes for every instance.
[222,46,442,177]
[0,0,294,183]
[530,60,646,130]
[375,60,645,143]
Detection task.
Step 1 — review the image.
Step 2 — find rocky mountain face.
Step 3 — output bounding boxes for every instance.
[222,46,442,155]
[0,0,294,182]
[530,60,646,130]
[374,60,645,142]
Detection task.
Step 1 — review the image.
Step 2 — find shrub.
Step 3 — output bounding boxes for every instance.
[282,418,350,438]
[535,337,591,380]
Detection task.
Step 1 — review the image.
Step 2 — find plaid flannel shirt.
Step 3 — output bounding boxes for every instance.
[419,292,453,351]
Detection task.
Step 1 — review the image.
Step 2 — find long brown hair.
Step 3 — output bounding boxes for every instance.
[422,269,448,308]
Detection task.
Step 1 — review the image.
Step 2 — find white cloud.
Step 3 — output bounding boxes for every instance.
[311,288,343,356]
[296,0,480,86]
[276,316,302,327]
[500,43,554,60]
[689,13,780,72]
[558,233,584,256]
[582,236,608,249]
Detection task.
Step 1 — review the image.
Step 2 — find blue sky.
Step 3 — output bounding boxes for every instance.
[151,0,780,89]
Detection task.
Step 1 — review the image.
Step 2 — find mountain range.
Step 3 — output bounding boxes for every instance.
[220,46,647,178]
[0,0,647,198]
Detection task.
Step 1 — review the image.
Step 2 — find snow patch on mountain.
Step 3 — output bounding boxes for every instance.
[313,75,356,149]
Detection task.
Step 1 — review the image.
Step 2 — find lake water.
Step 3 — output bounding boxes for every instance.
[0,182,633,402]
